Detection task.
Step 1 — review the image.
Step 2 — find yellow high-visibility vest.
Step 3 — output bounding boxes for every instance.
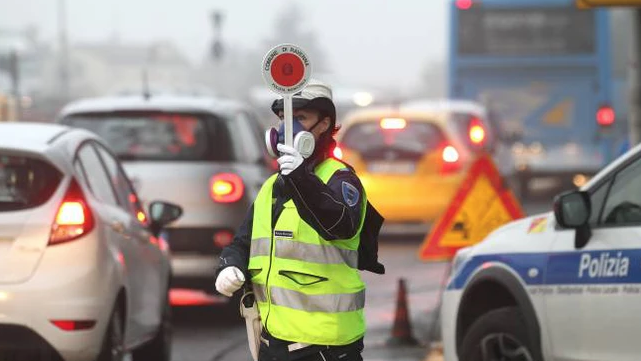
[248,158,367,345]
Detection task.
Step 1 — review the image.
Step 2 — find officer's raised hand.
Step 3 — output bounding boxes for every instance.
[276,144,304,176]
[215,266,245,297]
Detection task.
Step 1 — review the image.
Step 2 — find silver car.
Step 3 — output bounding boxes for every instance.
[57,95,274,303]
[0,122,180,361]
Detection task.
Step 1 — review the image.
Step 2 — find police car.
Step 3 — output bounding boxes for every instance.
[442,141,641,361]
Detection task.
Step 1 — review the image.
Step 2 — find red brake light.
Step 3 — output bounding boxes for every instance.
[468,118,486,146]
[441,145,462,175]
[210,173,244,203]
[51,320,96,331]
[213,230,234,248]
[333,145,343,159]
[456,0,473,10]
[597,106,615,127]
[56,202,85,225]
[380,118,406,130]
[49,179,94,245]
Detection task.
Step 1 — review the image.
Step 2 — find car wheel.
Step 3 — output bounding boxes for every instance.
[460,307,538,361]
[97,307,125,361]
[131,291,172,361]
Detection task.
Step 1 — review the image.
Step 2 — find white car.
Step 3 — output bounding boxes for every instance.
[56,95,274,301]
[441,140,641,360]
[0,122,180,361]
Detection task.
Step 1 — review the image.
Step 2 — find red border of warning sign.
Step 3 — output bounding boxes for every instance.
[418,153,525,261]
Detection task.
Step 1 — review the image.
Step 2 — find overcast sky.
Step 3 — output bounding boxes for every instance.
[0,0,449,89]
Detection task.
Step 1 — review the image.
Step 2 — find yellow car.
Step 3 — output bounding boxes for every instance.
[334,106,491,235]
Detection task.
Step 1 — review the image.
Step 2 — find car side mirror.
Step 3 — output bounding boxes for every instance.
[148,201,183,237]
[553,190,592,249]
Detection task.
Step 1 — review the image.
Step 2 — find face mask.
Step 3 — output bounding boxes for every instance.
[265,117,316,159]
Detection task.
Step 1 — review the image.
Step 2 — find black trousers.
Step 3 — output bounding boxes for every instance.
[257,333,364,361]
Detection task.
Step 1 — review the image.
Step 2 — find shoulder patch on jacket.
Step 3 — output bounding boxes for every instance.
[342,181,360,207]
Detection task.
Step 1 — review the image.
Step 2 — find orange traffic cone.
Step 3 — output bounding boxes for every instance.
[386,278,419,346]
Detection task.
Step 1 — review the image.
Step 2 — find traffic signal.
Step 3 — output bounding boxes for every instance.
[596,105,615,127]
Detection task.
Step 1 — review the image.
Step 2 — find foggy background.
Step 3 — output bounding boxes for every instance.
[0,0,450,122]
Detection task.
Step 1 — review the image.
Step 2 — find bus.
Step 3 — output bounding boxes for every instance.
[448,0,615,198]
[610,9,633,154]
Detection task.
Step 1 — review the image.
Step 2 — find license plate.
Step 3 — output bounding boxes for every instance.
[367,161,416,174]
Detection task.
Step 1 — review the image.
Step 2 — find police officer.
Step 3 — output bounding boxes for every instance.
[215,79,382,361]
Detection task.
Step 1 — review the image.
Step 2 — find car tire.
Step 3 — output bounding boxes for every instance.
[131,291,172,361]
[97,307,125,361]
[460,307,539,361]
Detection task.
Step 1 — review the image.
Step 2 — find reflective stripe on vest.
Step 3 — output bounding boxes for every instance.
[251,237,359,269]
[248,158,367,346]
[253,283,365,312]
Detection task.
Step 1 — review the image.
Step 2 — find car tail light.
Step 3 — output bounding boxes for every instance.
[137,211,147,223]
[333,145,343,159]
[468,117,486,146]
[441,145,462,174]
[210,173,244,203]
[49,179,94,245]
[597,105,615,127]
[380,118,406,130]
[50,320,96,331]
[213,230,234,248]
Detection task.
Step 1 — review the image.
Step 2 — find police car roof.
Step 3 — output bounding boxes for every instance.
[58,94,246,118]
[582,141,641,191]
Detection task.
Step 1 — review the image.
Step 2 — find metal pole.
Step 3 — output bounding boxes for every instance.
[629,9,641,146]
[9,50,20,121]
[58,0,70,101]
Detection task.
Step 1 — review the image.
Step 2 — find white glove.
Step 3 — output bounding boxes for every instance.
[215,266,245,297]
[277,144,304,176]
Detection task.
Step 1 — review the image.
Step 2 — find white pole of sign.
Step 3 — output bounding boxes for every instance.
[283,94,294,147]
[261,43,312,149]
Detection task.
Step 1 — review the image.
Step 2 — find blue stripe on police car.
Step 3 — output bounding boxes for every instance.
[447,249,640,291]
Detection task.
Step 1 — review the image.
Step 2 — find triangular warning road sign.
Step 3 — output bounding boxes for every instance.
[418,153,525,261]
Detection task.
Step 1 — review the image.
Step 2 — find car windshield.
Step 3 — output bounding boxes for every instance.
[0,154,62,212]
[63,112,235,161]
[342,120,445,154]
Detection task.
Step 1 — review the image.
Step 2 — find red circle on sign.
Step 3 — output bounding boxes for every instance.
[270,53,305,87]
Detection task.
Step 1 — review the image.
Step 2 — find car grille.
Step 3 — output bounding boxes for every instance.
[163,227,233,254]
[0,324,64,361]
